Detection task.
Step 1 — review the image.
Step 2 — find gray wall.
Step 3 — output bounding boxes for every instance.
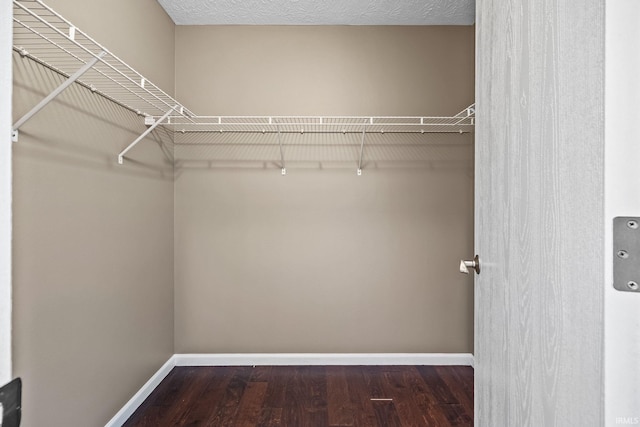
[174,26,476,353]
[176,26,474,116]
[12,0,175,425]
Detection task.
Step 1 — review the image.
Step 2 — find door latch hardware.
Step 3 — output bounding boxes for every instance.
[613,217,640,292]
[460,255,480,275]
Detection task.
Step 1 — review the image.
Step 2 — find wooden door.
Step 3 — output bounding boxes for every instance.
[474,0,604,425]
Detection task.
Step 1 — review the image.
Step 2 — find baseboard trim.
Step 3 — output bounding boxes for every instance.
[174,353,474,367]
[104,356,176,427]
[105,352,473,426]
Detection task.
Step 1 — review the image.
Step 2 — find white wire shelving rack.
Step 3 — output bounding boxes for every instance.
[11,0,194,161]
[11,0,475,173]
[163,106,475,135]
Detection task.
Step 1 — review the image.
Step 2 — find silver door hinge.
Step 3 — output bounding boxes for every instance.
[613,217,640,292]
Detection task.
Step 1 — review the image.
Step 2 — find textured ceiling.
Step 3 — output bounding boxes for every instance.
[157,0,475,26]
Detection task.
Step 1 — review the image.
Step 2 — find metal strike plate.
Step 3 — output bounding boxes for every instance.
[613,217,640,292]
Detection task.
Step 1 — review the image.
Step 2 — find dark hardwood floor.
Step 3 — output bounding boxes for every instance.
[123,365,473,426]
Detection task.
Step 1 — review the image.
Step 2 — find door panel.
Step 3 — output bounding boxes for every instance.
[474,0,604,425]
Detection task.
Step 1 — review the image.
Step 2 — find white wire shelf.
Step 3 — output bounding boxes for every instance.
[11,0,475,168]
[12,0,194,119]
[159,105,475,135]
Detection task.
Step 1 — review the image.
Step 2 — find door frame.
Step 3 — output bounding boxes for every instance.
[604,0,640,423]
[0,0,13,385]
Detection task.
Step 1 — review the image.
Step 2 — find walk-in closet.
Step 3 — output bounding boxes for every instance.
[4,0,611,425]
[10,1,474,423]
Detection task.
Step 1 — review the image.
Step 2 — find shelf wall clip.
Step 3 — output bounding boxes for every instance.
[118,105,178,164]
[357,120,367,176]
[11,50,107,141]
[277,123,286,175]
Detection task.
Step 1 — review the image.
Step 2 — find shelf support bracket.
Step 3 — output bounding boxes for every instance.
[12,51,106,142]
[451,103,476,126]
[277,123,286,175]
[357,122,367,176]
[118,105,177,164]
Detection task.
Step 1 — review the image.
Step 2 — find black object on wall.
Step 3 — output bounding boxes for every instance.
[0,378,21,427]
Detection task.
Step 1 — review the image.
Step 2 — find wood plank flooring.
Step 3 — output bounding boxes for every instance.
[123,365,473,427]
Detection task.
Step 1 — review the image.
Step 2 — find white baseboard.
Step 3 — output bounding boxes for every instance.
[105,352,473,426]
[104,356,176,427]
[174,353,474,367]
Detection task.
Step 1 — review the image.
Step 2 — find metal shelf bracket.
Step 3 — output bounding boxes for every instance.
[357,121,367,176]
[452,103,475,126]
[277,123,286,175]
[11,50,106,141]
[118,105,177,164]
